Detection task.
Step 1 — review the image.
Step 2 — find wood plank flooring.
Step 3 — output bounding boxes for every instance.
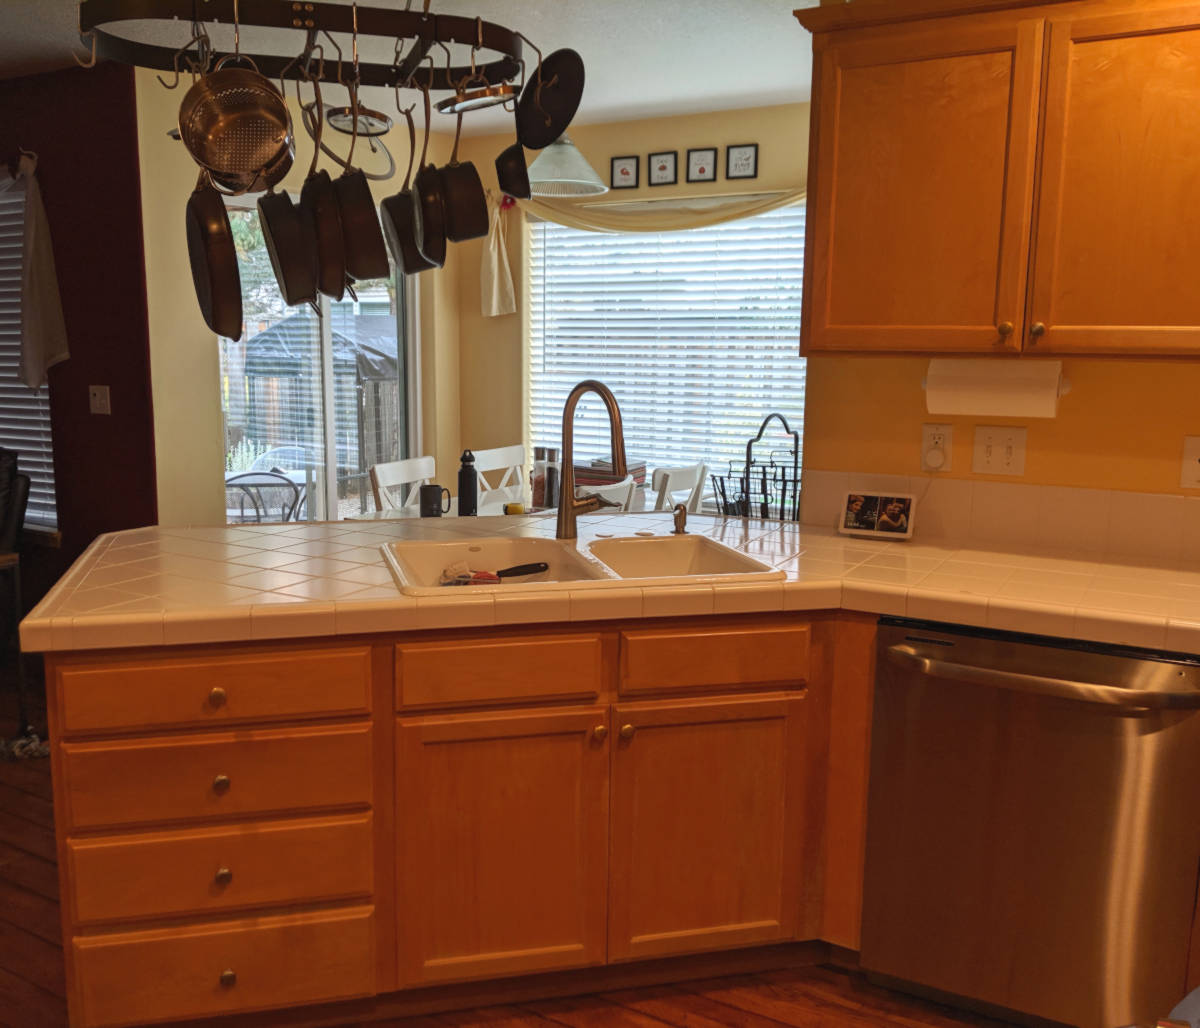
[0,758,1008,1028]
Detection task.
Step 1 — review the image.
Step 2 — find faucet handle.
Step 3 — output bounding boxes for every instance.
[672,503,688,535]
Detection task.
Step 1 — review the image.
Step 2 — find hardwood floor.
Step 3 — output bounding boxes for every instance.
[0,758,1008,1028]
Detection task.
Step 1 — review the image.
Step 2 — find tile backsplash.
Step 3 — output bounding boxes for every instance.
[801,469,1200,564]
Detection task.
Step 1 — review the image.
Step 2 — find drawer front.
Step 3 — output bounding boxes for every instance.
[68,813,373,925]
[396,633,605,710]
[62,724,372,830]
[620,622,810,696]
[57,645,372,735]
[73,905,375,1028]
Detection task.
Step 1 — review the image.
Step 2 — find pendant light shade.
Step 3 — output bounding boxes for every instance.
[527,135,608,197]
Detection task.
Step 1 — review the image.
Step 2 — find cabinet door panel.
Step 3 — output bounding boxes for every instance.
[609,694,807,961]
[1031,6,1200,352]
[396,707,609,985]
[806,19,1043,352]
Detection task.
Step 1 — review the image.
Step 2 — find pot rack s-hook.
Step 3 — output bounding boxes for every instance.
[73,3,97,68]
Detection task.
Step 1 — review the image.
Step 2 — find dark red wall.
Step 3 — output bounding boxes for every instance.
[0,62,157,600]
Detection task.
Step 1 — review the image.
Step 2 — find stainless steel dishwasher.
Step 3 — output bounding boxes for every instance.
[861,618,1200,1028]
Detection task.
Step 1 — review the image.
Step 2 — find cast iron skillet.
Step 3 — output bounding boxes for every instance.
[412,84,447,269]
[440,112,489,242]
[299,79,347,301]
[185,171,242,340]
[516,48,585,150]
[335,81,391,282]
[495,139,530,200]
[381,105,436,275]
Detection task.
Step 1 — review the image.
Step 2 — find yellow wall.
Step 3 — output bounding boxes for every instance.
[454,102,811,455]
[134,69,457,524]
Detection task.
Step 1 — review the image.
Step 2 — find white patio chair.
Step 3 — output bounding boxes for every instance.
[472,444,526,515]
[369,456,435,511]
[652,463,709,513]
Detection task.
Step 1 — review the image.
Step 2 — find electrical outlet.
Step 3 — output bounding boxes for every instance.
[972,425,1026,476]
[921,423,953,472]
[88,385,110,416]
[1181,437,1200,489]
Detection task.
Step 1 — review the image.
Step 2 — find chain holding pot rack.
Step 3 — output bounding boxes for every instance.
[78,0,525,93]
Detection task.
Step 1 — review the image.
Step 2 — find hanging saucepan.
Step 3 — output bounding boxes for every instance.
[299,73,347,302]
[495,141,530,200]
[515,47,585,151]
[440,112,489,242]
[412,80,447,269]
[185,171,243,340]
[381,103,436,275]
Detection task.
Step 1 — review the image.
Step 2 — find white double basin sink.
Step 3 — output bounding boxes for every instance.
[381,534,783,596]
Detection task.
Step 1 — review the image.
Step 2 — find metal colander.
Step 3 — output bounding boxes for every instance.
[178,64,293,190]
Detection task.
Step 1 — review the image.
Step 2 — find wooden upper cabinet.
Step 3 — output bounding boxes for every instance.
[805,17,1044,353]
[1030,5,1200,353]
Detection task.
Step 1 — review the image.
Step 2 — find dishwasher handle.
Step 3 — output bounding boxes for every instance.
[886,644,1200,710]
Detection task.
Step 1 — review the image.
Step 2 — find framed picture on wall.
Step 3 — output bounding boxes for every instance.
[726,143,759,180]
[611,155,639,189]
[648,151,677,186]
[686,147,717,183]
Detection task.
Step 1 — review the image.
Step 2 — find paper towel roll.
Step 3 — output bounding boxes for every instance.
[924,359,1066,418]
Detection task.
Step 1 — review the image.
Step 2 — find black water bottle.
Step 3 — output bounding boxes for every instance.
[457,450,477,516]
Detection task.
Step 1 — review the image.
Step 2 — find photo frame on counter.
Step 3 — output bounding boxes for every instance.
[648,150,677,186]
[726,143,759,180]
[611,155,639,189]
[686,147,717,183]
[838,491,916,540]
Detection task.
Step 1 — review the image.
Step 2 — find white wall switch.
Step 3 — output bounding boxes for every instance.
[88,385,111,415]
[972,425,1026,475]
[1181,437,1200,489]
[921,423,953,472]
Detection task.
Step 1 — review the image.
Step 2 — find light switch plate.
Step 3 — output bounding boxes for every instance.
[88,385,110,415]
[1181,437,1200,489]
[921,423,952,472]
[972,425,1026,476]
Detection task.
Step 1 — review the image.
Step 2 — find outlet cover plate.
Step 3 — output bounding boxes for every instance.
[1181,437,1200,489]
[88,385,110,416]
[921,423,953,472]
[972,425,1026,476]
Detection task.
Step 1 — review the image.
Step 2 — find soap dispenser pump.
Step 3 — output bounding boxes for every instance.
[457,450,477,516]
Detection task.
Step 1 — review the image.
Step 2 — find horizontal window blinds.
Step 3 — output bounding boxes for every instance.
[0,186,57,527]
[528,204,806,483]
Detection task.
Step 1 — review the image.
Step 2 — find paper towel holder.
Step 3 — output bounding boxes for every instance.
[922,358,1071,418]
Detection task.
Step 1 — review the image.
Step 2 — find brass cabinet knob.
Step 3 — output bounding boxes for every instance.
[997,321,1014,337]
[219,969,237,988]
[619,723,636,740]
[212,773,231,794]
[214,866,233,886]
[208,686,227,708]
[1030,322,1046,340]
[592,725,608,741]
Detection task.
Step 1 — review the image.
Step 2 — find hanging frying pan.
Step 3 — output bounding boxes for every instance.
[515,48,585,150]
[495,140,530,200]
[298,75,347,301]
[440,112,489,242]
[185,171,242,340]
[381,104,436,275]
[412,81,447,269]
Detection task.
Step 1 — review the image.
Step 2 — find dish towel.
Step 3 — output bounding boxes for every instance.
[0,154,70,388]
[481,191,516,317]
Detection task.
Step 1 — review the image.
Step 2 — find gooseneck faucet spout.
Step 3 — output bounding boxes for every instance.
[555,380,628,540]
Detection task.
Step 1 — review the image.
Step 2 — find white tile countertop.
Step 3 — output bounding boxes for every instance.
[21,510,1200,654]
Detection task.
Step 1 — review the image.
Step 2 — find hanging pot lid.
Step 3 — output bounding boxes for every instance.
[326,103,393,137]
[515,48,584,150]
[436,81,516,114]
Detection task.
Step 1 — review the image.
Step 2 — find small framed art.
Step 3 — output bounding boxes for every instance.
[611,155,638,189]
[838,492,917,540]
[686,147,717,183]
[648,150,677,186]
[726,143,759,180]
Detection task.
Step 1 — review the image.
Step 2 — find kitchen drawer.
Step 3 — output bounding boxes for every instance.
[619,621,810,696]
[67,812,373,925]
[72,905,375,1028]
[56,644,372,735]
[61,723,372,830]
[396,633,605,710]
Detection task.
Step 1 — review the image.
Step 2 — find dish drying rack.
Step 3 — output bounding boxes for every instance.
[710,413,801,521]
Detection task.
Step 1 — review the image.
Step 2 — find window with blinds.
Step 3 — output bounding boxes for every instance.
[528,203,806,492]
[0,183,57,527]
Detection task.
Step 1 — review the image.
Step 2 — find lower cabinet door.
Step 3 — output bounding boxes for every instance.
[396,706,610,985]
[609,693,807,961]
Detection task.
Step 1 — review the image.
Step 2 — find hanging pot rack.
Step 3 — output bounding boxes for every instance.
[78,0,524,93]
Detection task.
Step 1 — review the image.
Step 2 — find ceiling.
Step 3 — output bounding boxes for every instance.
[0,0,816,134]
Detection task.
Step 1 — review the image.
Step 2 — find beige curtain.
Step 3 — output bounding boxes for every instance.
[517,187,806,233]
